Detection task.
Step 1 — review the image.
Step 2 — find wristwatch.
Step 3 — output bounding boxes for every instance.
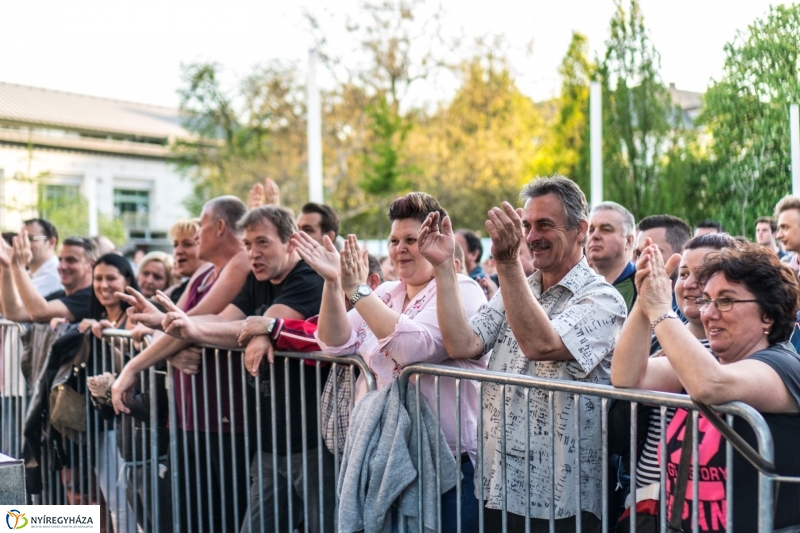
[265,317,276,335]
[348,284,372,307]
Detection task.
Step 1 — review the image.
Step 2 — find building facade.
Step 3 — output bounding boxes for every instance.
[0,82,194,246]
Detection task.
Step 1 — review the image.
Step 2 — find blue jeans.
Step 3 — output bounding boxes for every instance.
[398,457,478,533]
[441,457,478,533]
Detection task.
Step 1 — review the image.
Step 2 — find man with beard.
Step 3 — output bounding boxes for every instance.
[418,176,626,532]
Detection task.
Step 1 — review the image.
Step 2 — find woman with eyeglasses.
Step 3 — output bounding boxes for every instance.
[612,241,800,531]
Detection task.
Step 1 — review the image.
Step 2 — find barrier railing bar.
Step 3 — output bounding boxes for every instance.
[600,397,608,533]
[524,387,531,533]
[629,401,637,531]
[227,351,240,533]
[316,363,325,533]
[299,359,309,533]
[548,390,555,533]
[457,378,464,533]
[435,375,442,533]
[284,358,294,533]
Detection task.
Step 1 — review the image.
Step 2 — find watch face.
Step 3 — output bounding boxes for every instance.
[359,285,371,296]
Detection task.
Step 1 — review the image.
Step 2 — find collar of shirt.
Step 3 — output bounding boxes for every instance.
[529,257,597,298]
[612,261,636,285]
[379,277,437,311]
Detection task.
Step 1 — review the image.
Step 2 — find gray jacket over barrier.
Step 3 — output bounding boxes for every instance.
[337,380,457,533]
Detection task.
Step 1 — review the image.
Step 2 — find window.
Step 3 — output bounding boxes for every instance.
[38,183,81,219]
[114,189,150,229]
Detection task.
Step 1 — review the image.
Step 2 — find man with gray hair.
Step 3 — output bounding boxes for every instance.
[587,201,636,310]
[148,204,333,533]
[418,175,626,531]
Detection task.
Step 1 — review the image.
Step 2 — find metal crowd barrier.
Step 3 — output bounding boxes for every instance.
[5,318,800,533]
[165,343,375,533]
[397,363,800,533]
[0,319,26,460]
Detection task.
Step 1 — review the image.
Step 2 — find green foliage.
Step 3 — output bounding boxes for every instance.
[360,94,415,196]
[599,0,680,219]
[411,54,544,231]
[39,193,127,246]
[532,32,595,193]
[698,4,800,235]
[174,61,308,216]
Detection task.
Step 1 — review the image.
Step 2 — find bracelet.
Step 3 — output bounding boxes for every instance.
[650,311,679,330]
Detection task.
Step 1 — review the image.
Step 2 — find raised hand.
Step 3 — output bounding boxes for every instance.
[157,291,200,341]
[291,231,341,282]
[485,202,524,264]
[637,243,680,322]
[417,212,455,269]
[117,287,165,329]
[263,177,280,205]
[244,335,274,376]
[247,183,265,209]
[341,234,368,293]
[11,229,32,268]
[238,316,274,346]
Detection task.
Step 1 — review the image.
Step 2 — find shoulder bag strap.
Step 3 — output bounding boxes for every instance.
[668,410,694,532]
[694,401,777,475]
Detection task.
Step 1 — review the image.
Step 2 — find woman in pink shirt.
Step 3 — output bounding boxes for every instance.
[292,192,487,532]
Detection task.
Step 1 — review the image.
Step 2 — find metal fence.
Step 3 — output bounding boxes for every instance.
[0,325,375,533]
[0,319,26,460]
[3,320,800,532]
[396,362,800,533]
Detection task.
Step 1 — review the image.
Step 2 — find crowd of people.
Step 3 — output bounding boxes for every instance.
[2,174,800,533]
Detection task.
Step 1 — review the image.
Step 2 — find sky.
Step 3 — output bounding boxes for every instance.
[0,0,787,109]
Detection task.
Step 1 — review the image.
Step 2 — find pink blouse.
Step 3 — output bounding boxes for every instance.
[316,274,489,463]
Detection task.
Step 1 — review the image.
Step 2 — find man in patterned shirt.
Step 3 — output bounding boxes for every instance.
[418,176,626,532]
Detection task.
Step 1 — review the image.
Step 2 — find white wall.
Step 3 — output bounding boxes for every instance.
[0,144,193,235]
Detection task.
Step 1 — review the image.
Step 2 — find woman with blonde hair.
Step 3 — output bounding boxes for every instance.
[136,251,174,299]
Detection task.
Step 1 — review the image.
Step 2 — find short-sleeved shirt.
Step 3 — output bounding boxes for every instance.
[53,286,92,323]
[232,260,326,454]
[31,256,62,297]
[470,257,626,520]
[661,344,800,531]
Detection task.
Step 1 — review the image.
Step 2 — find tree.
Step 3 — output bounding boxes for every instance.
[310,0,446,237]
[598,0,680,219]
[174,61,307,216]
[410,52,544,231]
[532,32,595,193]
[699,4,800,235]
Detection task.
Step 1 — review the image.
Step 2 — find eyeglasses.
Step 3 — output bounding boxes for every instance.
[27,235,49,242]
[695,297,759,312]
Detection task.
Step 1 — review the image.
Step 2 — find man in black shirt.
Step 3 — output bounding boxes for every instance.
[160,205,333,533]
[0,235,95,323]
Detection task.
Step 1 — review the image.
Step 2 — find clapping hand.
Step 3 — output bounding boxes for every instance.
[291,232,341,282]
[635,239,682,322]
[11,229,32,268]
[485,202,524,264]
[341,235,368,294]
[417,212,455,269]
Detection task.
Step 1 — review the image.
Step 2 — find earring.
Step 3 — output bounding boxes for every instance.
[764,329,770,335]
